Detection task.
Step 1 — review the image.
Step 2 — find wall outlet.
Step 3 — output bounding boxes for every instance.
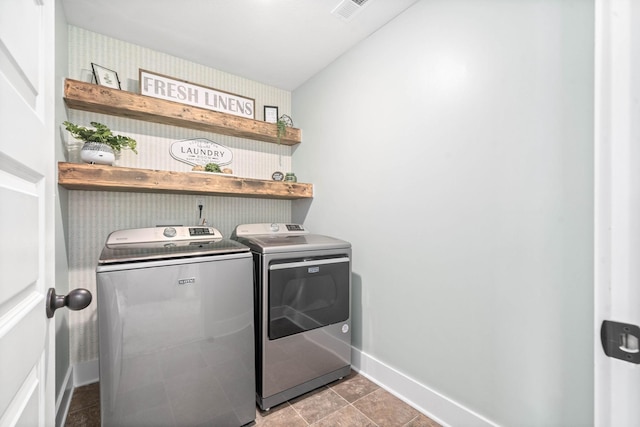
[196,197,205,211]
[195,197,205,222]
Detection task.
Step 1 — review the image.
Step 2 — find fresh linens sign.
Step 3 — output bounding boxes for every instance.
[139,69,255,119]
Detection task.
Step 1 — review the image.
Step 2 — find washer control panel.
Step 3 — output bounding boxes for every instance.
[106,226,221,246]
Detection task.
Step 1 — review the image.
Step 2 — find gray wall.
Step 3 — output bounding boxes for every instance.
[292,0,594,425]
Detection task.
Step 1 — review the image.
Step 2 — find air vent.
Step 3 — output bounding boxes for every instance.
[331,0,371,21]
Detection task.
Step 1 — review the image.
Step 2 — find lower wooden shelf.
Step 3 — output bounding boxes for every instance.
[57,162,313,200]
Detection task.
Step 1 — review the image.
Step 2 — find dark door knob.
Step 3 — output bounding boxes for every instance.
[46,288,92,318]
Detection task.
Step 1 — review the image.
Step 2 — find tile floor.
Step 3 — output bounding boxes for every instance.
[64,371,441,427]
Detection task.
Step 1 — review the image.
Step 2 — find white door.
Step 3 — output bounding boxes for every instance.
[0,0,56,425]
[594,0,640,426]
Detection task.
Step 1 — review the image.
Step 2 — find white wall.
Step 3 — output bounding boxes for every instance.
[293,0,594,425]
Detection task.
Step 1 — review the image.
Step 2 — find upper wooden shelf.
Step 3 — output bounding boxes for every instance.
[63,79,301,146]
[58,162,313,200]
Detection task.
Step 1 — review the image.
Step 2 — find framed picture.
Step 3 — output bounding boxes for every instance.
[91,63,121,89]
[264,106,278,123]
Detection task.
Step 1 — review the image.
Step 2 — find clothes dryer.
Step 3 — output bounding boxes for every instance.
[232,223,352,410]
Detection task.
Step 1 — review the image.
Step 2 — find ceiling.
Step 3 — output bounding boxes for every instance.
[61,0,419,91]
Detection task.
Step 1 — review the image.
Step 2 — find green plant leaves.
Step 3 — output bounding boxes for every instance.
[63,121,138,153]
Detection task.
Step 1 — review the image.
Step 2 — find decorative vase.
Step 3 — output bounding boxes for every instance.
[80,142,115,165]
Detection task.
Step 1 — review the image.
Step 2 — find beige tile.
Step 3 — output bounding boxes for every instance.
[67,383,100,414]
[256,401,291,419]
[255,405,307,427]
[404,413,443,427]
[64,403,101,427]
[353,389,420,427]
[290,387,348,424]
[330,373,379,403]
[66,378,433,427]
[312,405,376,427]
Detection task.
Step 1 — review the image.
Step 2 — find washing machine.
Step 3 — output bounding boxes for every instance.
[96,226,255,426]
[232,223,352,410]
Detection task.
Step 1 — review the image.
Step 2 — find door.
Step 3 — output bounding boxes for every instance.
[594,0,640,425]
[0,0,56,426]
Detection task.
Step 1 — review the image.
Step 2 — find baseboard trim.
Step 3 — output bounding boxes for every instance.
[72,358,99,387]
[351,347,498,427]
[55,367,73,427]
[56,360,99,427]
[63,353,497,426]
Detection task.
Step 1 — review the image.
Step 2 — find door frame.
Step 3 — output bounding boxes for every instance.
[594,0,640,425]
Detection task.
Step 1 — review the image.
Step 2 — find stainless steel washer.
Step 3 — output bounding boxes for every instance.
[232,223,352,410]
[96,226,255,426]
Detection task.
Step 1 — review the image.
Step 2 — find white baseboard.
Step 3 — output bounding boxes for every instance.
[55,360,99,427]
[72,358,99,387]
[55,367,74,427]
[62,352,496,426]
[351,347,498,427]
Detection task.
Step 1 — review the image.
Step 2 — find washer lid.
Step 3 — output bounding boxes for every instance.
[98,226,249,264]
[98,238,249,264]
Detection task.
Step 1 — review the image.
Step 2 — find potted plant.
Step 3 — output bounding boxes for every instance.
[276,114,294,145]
[63,121,137,165]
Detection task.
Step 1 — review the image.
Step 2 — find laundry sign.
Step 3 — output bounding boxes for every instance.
[139,69,255,119]
[170,138,233,166]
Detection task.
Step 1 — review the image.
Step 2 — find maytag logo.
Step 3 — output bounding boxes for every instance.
[308,267,320,274]
[178,278,196,285]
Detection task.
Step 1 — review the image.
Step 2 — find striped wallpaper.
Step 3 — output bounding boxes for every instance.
[66,26,294,364]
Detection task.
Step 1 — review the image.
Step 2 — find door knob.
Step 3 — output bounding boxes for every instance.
[46,288,92,318]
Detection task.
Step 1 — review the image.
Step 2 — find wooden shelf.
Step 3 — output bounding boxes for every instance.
[63,79,301,146]
[58,162,313,200]
[61,79,309,200]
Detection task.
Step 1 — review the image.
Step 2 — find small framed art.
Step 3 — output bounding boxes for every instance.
[91,63,121,89]
[264,106,279,123]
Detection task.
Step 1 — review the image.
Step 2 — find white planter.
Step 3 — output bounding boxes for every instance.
[80,142,115,165]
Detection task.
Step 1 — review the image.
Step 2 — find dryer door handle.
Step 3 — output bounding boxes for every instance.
[269,257,350,271]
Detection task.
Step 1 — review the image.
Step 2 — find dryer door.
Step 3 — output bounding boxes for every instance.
[268,256,350,340]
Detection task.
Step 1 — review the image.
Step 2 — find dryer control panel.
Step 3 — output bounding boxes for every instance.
[233,223,309,237]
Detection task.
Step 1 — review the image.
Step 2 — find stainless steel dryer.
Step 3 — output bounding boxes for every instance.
[232,223,352,410]
[96,226,255,426]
